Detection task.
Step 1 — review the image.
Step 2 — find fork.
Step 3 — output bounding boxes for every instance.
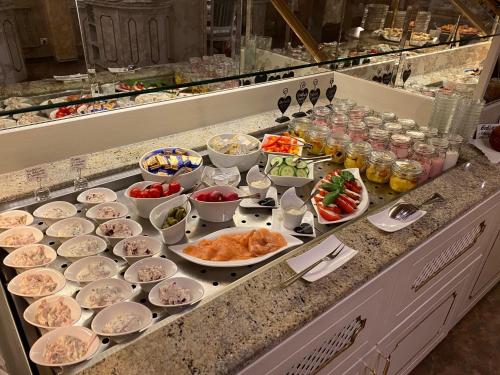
[280,243,345,288]
[389,193,445,221]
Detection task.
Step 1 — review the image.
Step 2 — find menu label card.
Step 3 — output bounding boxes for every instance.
[26,165,48,182]
[70,155,88,170]
[475,124,500,139]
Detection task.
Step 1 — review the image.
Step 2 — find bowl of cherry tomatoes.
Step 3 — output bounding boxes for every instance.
[125,181,183,218]
[189,186,243,223]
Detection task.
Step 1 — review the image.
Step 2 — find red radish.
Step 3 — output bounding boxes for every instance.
[223,192,239,201]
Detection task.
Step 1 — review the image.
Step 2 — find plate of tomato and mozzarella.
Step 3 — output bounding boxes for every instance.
[312,168,369,224]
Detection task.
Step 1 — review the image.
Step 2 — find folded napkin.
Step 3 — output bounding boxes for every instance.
[470,138,500,164]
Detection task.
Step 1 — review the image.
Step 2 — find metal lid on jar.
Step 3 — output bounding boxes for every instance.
[384,122,403,134]
[327,133,350,145]
[392,159,423,177]
[406,130,426,143]
[381,112,397,122]
[331,114,349,125]
[346,141,372,156]
[348,121,367,131]
[398,118,417,131]
[369,150,396,165]
[412,142,435,156]
[390,134,412,145]
[445,133,463,146]
[418,126,438,138]
[311,106,332,119]
[428,137,449,151]
[352,105,372,114]
[292,117,313,126]
[364,116,383,128]
[369,128,389,140]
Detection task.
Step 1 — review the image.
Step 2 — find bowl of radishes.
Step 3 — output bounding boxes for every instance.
[189,186,243,222]
[125,181,183,218]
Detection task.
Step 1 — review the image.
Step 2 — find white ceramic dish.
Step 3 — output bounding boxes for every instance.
[169,227,303,268]
[0,226,44,252]
[279,187,307,229]
[124,181,184,219]
[124,257,177,292]
[149,195,191,245]
[312,168,369,224]
[64,256,119,284]
[264,154,314,187]
[29,326,99,367]
[77,188,117,207]
[57,234,107,261]
[76,278,134,310]
[4,244,57,270]
[261,134,304,156]
[86,202,129,223]
[189,186,244,223]
[206,133,262,172]
[23,295,82,330]
[96,218,143,247]
[148,276,204,308]
[8,268,66,298]
[246,165,271,199]
[46,218,95,242]
[113,235,162,264]
[91,301,152,337]
[33,201,77,226]
[201,166,241,187]
[271,210,316,238]
[0,210,34,230]
[139,147,204,190]
[239,186,279,209]
[367,200,427,232]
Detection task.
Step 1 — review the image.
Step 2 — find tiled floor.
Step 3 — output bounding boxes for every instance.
[411,282,500,375]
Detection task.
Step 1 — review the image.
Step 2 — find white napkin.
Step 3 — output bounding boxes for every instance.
[470,138,500,164]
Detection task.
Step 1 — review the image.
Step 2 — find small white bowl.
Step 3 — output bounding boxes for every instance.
[96,218,143,247]
[124,181,184,219]
[57,234,107,261]
[91,301,152,337]
[33,201,77,226]
[29,326,100,367]
[46,218,95,242]
[76,278,134,310]
[0,226,44,252]
[246,165,271,199]
[0,210,34,230]
[4,244,57,271]
[149,195,191,245]
[280,187,307,229]
[113,235,162,264]
[86,202,129,223]
[201,166,241,187]
[189,186,243,223]
[77,188,117,207]
[8,268,66,298]
[23,295,81,330]
[64,256,119,284]
[139,147,204,190]
[207,133,262,172]
[148,276,204,308]
[124,257,177,292]
[264,154,314,187]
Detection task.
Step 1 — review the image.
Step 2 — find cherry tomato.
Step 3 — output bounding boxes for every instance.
[168,181,181,194]
[195,193,209,201]
[129,188,141,198]
[148,188,161,198]
[150,183,164,193]
[138,190,149,198]
[162,190,171,197]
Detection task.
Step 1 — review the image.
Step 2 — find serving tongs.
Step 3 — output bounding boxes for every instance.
[292,155,333,164]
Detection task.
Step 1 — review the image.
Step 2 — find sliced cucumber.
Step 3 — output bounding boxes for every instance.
[285,157,297,166]
[295,168,309,178]
[296,160,308,169]
[270,156,283,167]
[269,166,281,176]
[279,165,296,176]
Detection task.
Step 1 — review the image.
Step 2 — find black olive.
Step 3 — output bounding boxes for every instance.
[294,223,313,234]
[258,197,276,207]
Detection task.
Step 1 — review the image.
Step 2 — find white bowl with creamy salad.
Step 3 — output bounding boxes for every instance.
[77,188,117,208]
[76,278,134,310]
[0,226,44,252]
[91,301,152,338]
[33,201,77,226]
[207,133,262,172]
[8,268,66,299]
[4,244,57,271]
[96,218,143,247]
[148,276,204,308]
[85,202,129,224]
[124,257,177,291]
[46,218,95,243]
[113,235,162,264]
[64,256,119,284]
[0,210,34,230]
[23,295,81,330]
[57,234,107,261]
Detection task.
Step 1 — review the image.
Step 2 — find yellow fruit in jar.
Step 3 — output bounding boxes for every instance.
[366,165,389,183]
[345,155,366,172]
[326,146,345,163]
[390,175,417,192]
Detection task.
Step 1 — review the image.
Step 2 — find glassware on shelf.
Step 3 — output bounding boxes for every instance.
[344,141,372,172]
[347,122,368,142]
[410,143,435,183]
[398,118,417,132]
[390,160,423,193]
[454,98,485,140]
[418,126,439,139]
[384,122,403,136]
[381,112,397,123]
[330,114,349,135]
[406,130,426,145]
[325,134,350,164]
[368,128,389,151]
[389,134,412,159]
[364,116,383,129]
[443,134,463,171]
[311,106,332,127]
[428,92,460,134]
[306,126,330,155]
[428,138,449,177]
[366,150,396,184]
[289,117,312,140]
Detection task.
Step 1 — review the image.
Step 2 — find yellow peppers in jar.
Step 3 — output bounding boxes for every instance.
[389,160,423,193]
[389,175,417,192]
[366,150,396,184]
[344,141,372,173]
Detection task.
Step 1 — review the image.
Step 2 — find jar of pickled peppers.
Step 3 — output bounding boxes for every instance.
[325,134,350,163]
[306,125,330,155]
[390,159,423,193]
[368,128,389,151]
[366,150,396,184]
[410,142,435,183]
[289,117,312,140]
[347,121,368,142]
[389,134,412,159]
[344,141,373,172]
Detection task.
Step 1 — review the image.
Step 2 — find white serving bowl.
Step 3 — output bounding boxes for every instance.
[29,326,100,367]
[264,154,314,187]
[85,202,129,223]
[76,278,134,310]
[148,276,204,308]
[46,218,95,243]
[206,133,262,172]
[96,218,142,247]
[113,235,162,264]
[8,268,66,299]
[0,210,34,230]
[149,195,191,245]
[77,188,117,207]
[0,226,44,252]
[24,295,81,330]
[33,201,77,226]
[124,257,177,292]
[139,147,204,190]
[91,301,152,338]
[189,186,243,223]
[201,166,241,187]
[124,181,184,219]
[64,256,119,284]
[57,234,107,261]
[246,165,272,199]
[4,244,57,271]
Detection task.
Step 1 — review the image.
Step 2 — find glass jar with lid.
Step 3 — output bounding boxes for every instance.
[289,117,312,140]
[311,106,331,127]
[368,128,389,151]
[330,114,348,135]
[398,118,417,132]
[384,122,403,136]
[339,98,357,109]
[349,106,371,122]
[381,112,397,123]
[364,116,383,129]
[389,134,412,159]
[428,137,449,177]
[418,126,439,139]
[390,159,423,193]
[306,125,330,155]
[366,150,396,184]
[332,104,349,115]
[410,143,435,183]
[443,134,463,171]
[325,134,350,163]
[347,122,368,142]
[406,130,426,145]
[344,141,372,172]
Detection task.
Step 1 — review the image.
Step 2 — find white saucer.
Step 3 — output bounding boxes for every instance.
[239,186,278,209]
[367,200,426,232]
[271,209,316,238]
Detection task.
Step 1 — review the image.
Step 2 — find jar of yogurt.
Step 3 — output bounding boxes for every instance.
[406,130,426,145]
[325,134,350,163]
[398,118,417,132]
[364,116,383,129]
[390,159,423,193]
[347,121,368,142]
[368,128,389,151]
[384,122,403,136]
[330,114,348,135]
[428,137,449,177]
[344,141,372,172]
[410,143,435,183]
[443,134,463,171]
[366,150,396,184]
[311,106,331,127]
[306,126,330,155]
[289,117,312,140]
[418,126,439,139]
[389,134,412,158]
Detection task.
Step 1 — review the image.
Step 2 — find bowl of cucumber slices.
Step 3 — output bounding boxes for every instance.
[265,155,314,187]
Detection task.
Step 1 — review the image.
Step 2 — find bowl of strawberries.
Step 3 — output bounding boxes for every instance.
[125,181,184,218]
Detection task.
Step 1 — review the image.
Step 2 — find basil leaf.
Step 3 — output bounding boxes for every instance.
[321,183,337,192]
[340,170,355,181]
[323,190,341,206]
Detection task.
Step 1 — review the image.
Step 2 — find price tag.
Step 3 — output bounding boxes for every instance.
[70,155,88,170]
[475,124,500,139]
[25,165,48,182]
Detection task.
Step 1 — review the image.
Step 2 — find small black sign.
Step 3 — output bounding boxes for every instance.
[309,79,320,107]
[326,78,337,103]
[292,81,308,118]
[276,88,291,123]
[255,72,267,84]
[402,63,412,87]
